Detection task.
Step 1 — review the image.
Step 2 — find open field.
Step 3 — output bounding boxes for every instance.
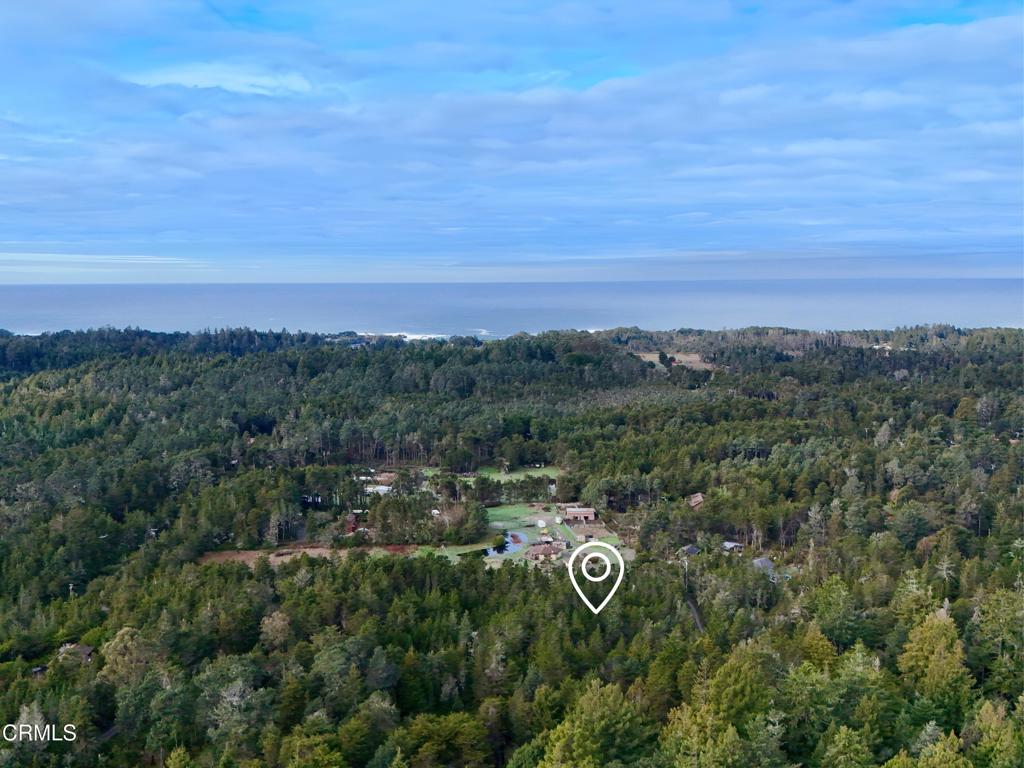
[419,466,561,483]
[476,465,562,481]
[412,540,494,562]
[637,351,716,370]
[555,521,579,545]
[485,503,541,524]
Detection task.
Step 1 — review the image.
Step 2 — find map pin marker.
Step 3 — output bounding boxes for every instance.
[567,541,625,614]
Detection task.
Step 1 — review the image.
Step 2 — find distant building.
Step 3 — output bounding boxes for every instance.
[565,506,597,523]
[680,544,701,556]
[365,484,392,495]
[525,543,563,562]
[752,556,774,572]
[722,541,744,554]
[687,492,705,510]
[57,643,93,664]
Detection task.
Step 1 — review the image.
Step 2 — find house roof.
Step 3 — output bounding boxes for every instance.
[58,643,93,662]
[526,544,562,558]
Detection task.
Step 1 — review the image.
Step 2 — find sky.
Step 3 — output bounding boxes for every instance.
[0,1,1021,284]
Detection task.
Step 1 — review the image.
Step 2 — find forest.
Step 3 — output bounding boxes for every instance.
[0,325,1020,768]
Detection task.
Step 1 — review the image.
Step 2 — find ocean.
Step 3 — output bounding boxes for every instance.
[0,279,1020,336]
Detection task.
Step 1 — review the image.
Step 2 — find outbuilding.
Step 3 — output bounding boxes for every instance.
[564,506,597,523]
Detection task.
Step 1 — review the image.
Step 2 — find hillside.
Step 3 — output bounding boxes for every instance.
[0,327,1021,768]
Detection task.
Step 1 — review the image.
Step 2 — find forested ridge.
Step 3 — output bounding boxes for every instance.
[0,325,1021,768]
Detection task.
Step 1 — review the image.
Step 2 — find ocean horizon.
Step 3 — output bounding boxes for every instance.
[1,279,1020,337]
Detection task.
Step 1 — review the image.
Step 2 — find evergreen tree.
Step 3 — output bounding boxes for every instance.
[820,725,874,768]
[898,611,975,730]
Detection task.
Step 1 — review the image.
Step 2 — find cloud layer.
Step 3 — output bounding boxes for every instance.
[0,1,1020,282]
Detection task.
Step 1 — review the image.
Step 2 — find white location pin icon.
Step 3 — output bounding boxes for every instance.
[567,541,625,614]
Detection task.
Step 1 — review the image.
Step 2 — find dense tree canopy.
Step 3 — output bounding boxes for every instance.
[0,325,1020,767]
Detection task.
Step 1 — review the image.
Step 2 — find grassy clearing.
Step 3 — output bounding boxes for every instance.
[555,522,579,544]
[415,466,560,481]
[486,503,540,525]
[477,466,562,481]
[413,540,493,562]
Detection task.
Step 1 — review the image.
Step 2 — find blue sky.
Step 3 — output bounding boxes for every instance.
[0,1,1021,283]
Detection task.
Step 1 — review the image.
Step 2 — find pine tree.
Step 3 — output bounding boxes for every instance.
[898,610,975,730]
[917,732,971,768]
[881,751,917,768]
[967,699,1022,768]
[166,747,198,768]
[821,725,874,768]
[537,680,656,768]
[811,576,858,647]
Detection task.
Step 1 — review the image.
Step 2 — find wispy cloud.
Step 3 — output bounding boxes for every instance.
[0,2,1020,283]
[128,63,313,96]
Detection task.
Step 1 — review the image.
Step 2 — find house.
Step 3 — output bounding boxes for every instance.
[375,472,399,485]
[687,492,705,511]
[680,544,701,557]
[57,643,93,664]
[525,544,563,562]
[564,506,597,523]
[752,557,774,572]
[365,484,392,495]
[722,541,744,554]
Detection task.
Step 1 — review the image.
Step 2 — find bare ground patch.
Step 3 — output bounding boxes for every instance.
[198,543,421,568]
[637,352,716,370]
